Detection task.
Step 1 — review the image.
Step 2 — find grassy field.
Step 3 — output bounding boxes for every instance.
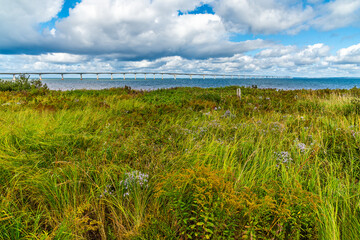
[1,80,360,239]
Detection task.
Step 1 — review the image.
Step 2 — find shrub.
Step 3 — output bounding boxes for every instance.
[187,99,217,111]
[0,74,48,92]
[351,98,360,113]
[196,93,221,104]
[155,167,320,239]
[155,166,239,239]
[239,182,320,240]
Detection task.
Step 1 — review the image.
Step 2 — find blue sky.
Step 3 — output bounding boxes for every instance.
[0,0,360,77]
[39,0,81,30]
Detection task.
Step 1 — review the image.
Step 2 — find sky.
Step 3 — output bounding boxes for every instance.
[0,0,360,77]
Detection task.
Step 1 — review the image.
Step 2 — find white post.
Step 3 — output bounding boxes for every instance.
[190,75,192,80]
[123,73,126,80]
[162,74,164,80]
[174,74,176,80]
[80,74,83,80]
[39,74,42,81]
[144,73,146,80]
[237,88,241,100]
[111,73,113,80]
[13,74,16,81]
[203,75,205,80]
[97,74,99,80]
[214,75,216,79]
[61,74,64,81]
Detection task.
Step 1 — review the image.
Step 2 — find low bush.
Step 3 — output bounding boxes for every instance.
[0,75,48,92]
[155,166,320,239]
[196,92,222,104]
[155,166,239,239]
[351,98,360,113]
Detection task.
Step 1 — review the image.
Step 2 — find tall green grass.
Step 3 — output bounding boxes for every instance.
[0,85,360,239]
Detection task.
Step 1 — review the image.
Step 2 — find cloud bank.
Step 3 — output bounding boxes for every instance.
[0,0,360,76]
[2,43,359,77]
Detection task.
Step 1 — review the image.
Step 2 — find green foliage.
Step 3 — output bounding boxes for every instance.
[239,182,320,239]
[196,92,222,104]
[0,74,48,92]
[0,86,360,239]
[155,166,238,239]
[155,167,319,239]
[351,98,360,113]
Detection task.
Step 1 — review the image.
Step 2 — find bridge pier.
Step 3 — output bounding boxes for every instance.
[0,72,280,82]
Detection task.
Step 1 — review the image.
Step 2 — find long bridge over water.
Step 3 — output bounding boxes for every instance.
[0,72,290,81]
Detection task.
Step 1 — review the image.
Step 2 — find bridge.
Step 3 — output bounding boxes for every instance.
[0,72,290,81]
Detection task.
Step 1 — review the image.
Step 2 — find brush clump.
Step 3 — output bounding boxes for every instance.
[0,85,360,239]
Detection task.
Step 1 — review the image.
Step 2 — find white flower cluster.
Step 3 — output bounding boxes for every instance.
[120,170,149,197]
[297,142,307,153]
[269,122,283,132]
[100,185,115,198]
[275,151,293,167]
[294,139,308,153]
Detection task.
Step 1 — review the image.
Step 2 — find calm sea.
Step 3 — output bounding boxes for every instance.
[4,77,360,90]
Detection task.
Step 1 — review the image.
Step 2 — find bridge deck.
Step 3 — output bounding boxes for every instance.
[0,72,289,81]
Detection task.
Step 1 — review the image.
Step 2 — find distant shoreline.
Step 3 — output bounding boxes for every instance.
[1,77,360,91]
[37,77,360,91]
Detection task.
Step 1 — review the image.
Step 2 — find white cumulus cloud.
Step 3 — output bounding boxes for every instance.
[2,42,360,77]
[327,43,360,65]
[1,0,360,77]
[213,0,314,34]
[0,0,63,48]
[312,0,360,30]
[51,0,270,58]
[213,0,360,34]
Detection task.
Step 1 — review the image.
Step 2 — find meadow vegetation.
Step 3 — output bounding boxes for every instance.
[0,75,47,92]
[0,78,360,239]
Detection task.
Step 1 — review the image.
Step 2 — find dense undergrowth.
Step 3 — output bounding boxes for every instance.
[0,84,360,239]
[0,75,48,92]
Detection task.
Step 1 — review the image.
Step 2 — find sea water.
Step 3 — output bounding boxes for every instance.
[3,77,360,90]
